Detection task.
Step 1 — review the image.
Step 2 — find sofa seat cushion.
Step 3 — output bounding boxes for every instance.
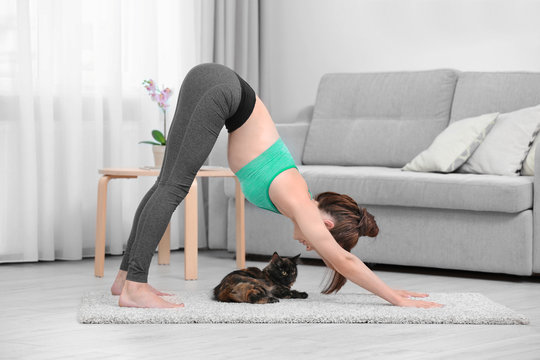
[297,166,533,213]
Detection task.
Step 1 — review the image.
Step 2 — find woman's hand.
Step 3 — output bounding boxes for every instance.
[393,289,429,299]
[392,289,443,307]
[394,298,444,308]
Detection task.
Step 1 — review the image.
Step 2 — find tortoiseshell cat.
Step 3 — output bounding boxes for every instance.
[213,252,308,304]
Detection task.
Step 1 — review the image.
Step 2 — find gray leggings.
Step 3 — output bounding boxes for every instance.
[120,63,256,283]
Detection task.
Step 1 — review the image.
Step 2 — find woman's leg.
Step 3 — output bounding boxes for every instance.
[119,63,254,307]
[119,183,157,271]
[111,182,162,295]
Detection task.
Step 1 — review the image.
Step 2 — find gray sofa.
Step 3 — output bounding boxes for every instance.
[207,69,540,276]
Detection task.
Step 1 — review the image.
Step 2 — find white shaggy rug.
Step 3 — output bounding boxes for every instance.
[77,291,529,325]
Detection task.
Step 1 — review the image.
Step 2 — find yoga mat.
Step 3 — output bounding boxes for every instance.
[77,291,528,325]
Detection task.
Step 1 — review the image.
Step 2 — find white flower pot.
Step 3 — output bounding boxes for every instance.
[152,145,166,168]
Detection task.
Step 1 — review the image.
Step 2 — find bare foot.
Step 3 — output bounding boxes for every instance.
[146,284,172,296]
[111,270,172,296]
[118,280,184,308]
[110,270,128,295]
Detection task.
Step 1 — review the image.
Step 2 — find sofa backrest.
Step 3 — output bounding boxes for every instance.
[450,72,540,123]
[302,70,458,167]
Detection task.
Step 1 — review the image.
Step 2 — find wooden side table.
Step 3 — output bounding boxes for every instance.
[94,166,245,280]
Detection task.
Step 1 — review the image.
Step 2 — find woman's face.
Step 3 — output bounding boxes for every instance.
[293,221,312,251]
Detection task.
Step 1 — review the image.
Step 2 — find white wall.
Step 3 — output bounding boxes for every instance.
[260,0,540,123]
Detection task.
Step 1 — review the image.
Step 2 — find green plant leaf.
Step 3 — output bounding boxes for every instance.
[152,130,166,145]
[138,141,162,145]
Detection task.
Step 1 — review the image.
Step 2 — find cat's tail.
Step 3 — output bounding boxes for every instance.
[212,284,222,301]
[213,282,239,302]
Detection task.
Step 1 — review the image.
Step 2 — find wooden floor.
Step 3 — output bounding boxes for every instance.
[1,250,540,360]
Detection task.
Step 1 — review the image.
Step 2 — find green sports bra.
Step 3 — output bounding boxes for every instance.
[234,138,312,214]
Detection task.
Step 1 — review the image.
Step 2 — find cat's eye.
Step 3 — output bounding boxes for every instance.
[281,271,287,276]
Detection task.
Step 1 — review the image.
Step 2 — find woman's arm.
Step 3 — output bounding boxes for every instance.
[317,247,428,299]
[292,203,442,308]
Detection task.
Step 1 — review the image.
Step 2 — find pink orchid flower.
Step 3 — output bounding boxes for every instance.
[142,79,174,143]
[143,79,172,112]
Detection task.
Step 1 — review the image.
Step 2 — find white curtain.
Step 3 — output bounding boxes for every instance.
[0,0,204,262]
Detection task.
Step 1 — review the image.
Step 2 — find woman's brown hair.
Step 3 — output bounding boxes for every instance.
[315,191,379,294]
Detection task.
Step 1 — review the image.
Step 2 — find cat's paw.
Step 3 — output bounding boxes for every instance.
[290,290,308,299]
[268,297,279,303]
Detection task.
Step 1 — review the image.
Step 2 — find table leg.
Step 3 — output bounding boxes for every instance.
[158,223,171,265]
[235,178,246,269]
[94,175,111,277]
[184,179,198,280]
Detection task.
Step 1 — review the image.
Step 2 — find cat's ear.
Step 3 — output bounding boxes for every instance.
[291,254,301,263]
[271,252,281,263]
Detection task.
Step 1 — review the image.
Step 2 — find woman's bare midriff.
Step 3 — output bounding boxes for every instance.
[227,96,280,173]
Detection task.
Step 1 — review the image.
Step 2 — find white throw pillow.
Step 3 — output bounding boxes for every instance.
[521,136,539,176]
[458,105,540,176]
[402,112,498,173]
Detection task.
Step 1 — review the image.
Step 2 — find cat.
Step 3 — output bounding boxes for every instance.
[213,252,308,304]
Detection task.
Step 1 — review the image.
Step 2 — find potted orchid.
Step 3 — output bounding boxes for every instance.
[140,79,173,167]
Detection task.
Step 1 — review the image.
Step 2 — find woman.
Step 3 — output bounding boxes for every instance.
[110,63,443,309]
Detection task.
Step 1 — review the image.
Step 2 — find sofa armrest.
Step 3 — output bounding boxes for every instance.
[206,128,231,249]
[207,128,229,166]
[276,122,310,164]
[533,142,540,201]
[533,143,540,272]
